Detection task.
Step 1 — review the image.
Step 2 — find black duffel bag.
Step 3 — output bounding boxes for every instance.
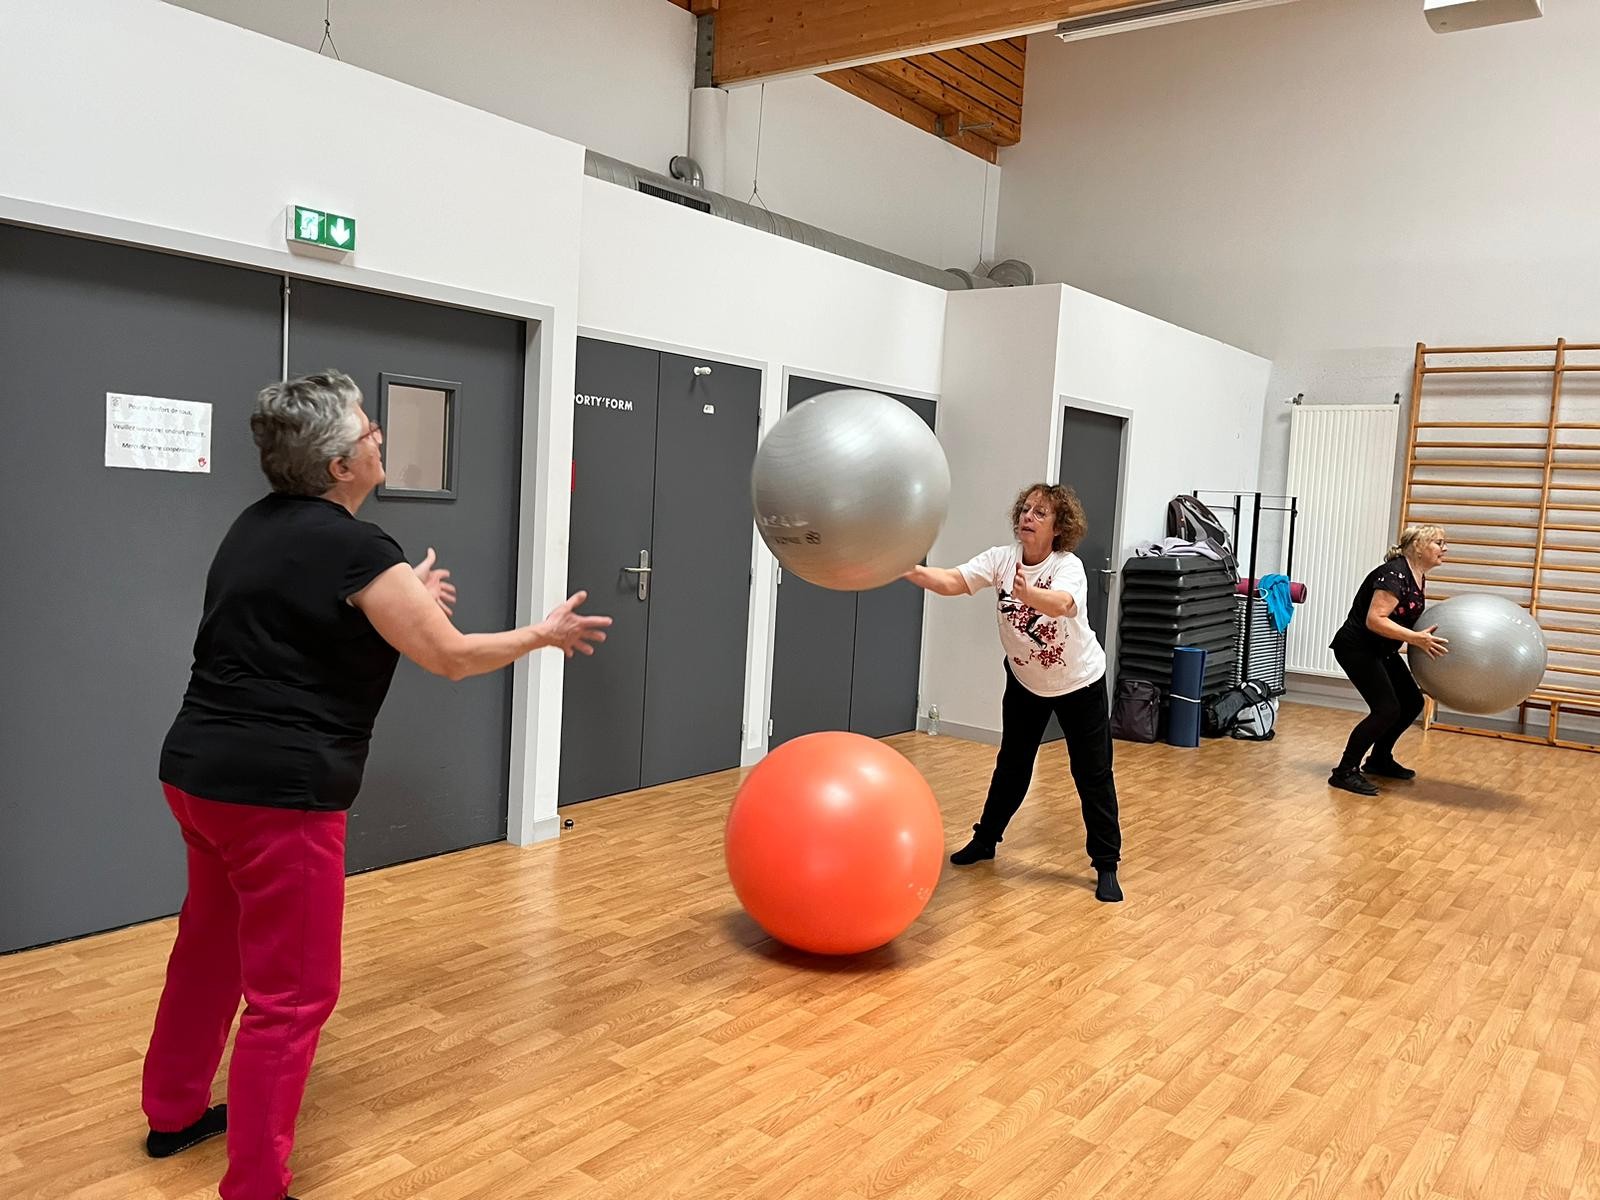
[1202,680,1274,739]
[1111,678,1163,743]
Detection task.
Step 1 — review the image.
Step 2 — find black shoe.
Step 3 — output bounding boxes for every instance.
[1328,767,1379,796]
[145,1104,227,1158]
[950,836,996,865]
[1363,756,1416,780]
[1095,868,1123,903]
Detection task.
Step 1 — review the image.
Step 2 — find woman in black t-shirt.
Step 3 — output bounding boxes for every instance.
[142,371,610,1200]
[1327,524,1450,795]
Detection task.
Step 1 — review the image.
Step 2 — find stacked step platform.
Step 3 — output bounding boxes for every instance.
[1117,556,1239,703]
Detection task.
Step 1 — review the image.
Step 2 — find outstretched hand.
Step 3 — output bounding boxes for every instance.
[413,548,457,617]
[1412,624,1450,658]
[539,590,612,658]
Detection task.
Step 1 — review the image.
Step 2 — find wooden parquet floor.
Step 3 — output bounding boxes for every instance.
[4,703,1600,1200]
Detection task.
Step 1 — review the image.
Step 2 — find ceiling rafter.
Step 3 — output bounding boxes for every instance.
[709,0,1155,84]
[666,1,1175,161]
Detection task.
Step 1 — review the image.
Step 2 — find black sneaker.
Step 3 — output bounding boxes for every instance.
[1363,757,1416,780]
[1328,767,1379,796]
[950,837,996,865]
[145,1104,227,1158]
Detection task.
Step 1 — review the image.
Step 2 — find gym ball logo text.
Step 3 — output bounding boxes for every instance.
[759,513,821,546]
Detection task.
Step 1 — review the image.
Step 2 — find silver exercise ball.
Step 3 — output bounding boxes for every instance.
[751,389,950,591]
[1408,593,1548,716]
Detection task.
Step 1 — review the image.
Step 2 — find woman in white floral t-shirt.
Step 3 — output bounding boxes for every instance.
[904,482,1123,903]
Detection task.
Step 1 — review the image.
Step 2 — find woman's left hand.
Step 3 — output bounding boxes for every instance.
[414,547,458,617]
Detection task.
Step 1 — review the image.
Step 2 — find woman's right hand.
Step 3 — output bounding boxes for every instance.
[1410,625,1449,658]
[537,591,612,658]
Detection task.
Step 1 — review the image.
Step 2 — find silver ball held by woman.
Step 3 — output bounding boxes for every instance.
[1409,592,1548,715]
[751,388,950,591]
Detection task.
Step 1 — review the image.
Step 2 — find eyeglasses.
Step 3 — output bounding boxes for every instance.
[357,422,383,445]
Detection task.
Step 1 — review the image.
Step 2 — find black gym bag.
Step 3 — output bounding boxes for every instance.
[1201,680,1276,740]
[1111,679,1163,743]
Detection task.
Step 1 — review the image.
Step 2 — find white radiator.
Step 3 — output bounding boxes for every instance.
[1285,404,1401,676]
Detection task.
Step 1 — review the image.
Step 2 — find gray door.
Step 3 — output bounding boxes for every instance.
[1044,403,1127,742]
[768,576,856,744]
[770,378,936,745]
[641,353,761,787]
[561,339,761,805]
[560,339,659,806]
[1059,404,1127,643]
[287,281,526,873]
[0,224,281,952]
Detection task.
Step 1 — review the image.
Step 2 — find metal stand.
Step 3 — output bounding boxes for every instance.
[1193,490,1300,693]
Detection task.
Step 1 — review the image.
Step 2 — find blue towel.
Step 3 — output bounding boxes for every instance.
[1259,573,1294,633]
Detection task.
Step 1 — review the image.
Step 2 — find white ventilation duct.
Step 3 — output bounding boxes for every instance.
[585,150,1031,292]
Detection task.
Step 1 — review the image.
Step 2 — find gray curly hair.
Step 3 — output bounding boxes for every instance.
[250,371,365,495]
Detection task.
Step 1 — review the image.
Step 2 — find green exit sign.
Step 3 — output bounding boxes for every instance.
[287,204,356,252]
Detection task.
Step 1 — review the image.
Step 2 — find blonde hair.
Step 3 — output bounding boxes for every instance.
[1386,523,1446,561]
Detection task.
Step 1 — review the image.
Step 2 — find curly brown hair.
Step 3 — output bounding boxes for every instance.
[1010,482,1087,553]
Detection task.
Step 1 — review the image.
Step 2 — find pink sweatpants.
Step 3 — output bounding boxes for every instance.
[142,784,347,1200]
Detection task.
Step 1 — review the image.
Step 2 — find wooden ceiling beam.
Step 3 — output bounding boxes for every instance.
[820,68,999,162]
[712,0,1150,84]
[861,58,1021,143]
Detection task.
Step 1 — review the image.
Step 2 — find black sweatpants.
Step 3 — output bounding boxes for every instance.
[974,663,1122,869]
[1331,637,1424,770]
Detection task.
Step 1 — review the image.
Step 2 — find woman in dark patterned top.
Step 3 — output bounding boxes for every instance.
[1327,524,1450,795]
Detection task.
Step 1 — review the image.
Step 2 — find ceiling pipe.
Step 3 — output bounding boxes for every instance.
[585,150,1032,293]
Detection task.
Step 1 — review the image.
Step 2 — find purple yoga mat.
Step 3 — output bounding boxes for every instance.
[1236,578,1307,603]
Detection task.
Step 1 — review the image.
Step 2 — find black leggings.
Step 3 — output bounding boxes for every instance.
[974,663,1122,869]
[1332,641,1424,769]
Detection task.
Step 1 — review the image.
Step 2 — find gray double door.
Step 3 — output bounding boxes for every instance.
[1044,402,1127,742]
[769,377,937,746]
[559,338,761,806]
[0,223,524,952]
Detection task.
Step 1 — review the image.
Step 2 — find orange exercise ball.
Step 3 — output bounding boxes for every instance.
[724,731,944,955]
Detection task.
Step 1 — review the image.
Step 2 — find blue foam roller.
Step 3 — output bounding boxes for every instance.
[1167,645,1207,748]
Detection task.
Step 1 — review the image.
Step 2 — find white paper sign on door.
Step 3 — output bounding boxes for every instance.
[105,393,213,473]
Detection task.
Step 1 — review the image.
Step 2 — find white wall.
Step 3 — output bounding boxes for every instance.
[724,76,1002,269]
[923,285,1270,737]
[1054,286,1271,556]
[2,0,587,842]
[577,177,950,760]
[8,0,584,306]
[165,0,998,272]
[995,0,1600,705]
[164,0,697,174]
[997,0,1600,360]
[923,287,1066,738]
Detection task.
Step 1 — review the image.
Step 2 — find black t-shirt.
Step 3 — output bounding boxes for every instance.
[1332,557,1427,656]
[160,493,408,811]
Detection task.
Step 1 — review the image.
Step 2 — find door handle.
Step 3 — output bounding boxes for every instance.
[622,549,651,600]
